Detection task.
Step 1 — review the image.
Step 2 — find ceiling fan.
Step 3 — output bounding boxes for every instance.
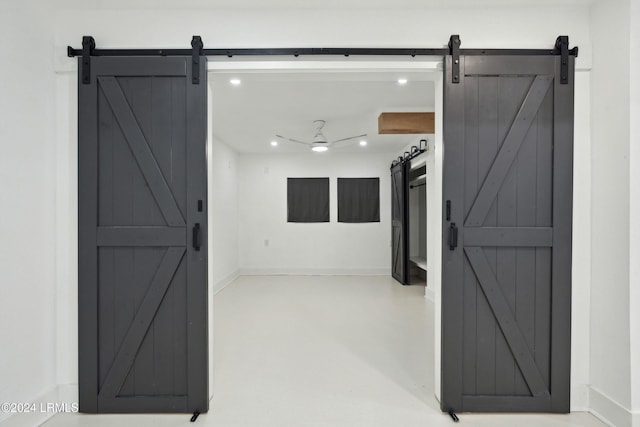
[276,120,367,152]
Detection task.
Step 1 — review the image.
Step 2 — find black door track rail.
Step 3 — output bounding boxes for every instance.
[68,35,578,85]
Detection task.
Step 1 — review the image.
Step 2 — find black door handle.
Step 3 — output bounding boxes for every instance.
[449,222,458,250]
[193,223,201,251]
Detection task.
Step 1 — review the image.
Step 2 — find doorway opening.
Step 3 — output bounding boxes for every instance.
[205,58,445,417]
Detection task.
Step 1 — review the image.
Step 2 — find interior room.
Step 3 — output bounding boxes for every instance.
[208,68,434,286]
[1,1,639,427]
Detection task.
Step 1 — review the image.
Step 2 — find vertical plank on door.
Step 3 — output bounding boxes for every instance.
[462,76,479,396]
[474,76,498,396]
[514,90,540,395]
[494,76,525,396]
[535,88,554,390]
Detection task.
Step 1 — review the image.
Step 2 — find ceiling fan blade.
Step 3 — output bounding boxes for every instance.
[275,135,311,146]
[330,134,368,145]
[329,140,360,150]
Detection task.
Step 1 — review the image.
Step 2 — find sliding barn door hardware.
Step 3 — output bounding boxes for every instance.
[556,35,573,84]
[68,36,578,61]
[80,36,95,84]
[448,35,461,84]
[448,408,460,422]
[191,36,204,84]
[389,140,430,168]
[70,36,577,88]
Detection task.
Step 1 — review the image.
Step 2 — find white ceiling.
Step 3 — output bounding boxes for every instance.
[54,0,596,9]
[211,70,435,154]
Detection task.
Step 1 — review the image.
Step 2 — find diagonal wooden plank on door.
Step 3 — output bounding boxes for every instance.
[392,171,400,216]
[98,246,185,399]
[465,76,553,227]
[393,183,399,215]
[98,76,185,227]
[392,230,398,266]
[464,246,550,398]
[393,230,401,270]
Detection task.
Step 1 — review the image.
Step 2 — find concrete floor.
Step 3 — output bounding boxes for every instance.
[44,275,605,427]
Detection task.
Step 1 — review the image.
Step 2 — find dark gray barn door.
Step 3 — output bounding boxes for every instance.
[78,57,208,413]
[441,55,574,412]
[391,162,409,284]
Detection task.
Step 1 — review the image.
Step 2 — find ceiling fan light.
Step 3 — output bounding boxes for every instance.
[311,143,328,152]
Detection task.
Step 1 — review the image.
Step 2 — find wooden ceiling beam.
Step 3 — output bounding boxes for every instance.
[378,112,435,134]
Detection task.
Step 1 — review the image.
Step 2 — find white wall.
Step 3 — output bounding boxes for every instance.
[53,66,79,396]
[0,1,58,424]
[237,152,391,275]
[209,136,240,291]
[589,0,634,426]
[430,77,444,403]
[207,73,241,398]
[571,70,592,411]
[629,0,640,423]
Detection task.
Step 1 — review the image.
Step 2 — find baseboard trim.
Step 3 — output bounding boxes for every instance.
[0,385,79,427]
[239,268,390,276]
[213,270,240,295]
[589,386,633,427]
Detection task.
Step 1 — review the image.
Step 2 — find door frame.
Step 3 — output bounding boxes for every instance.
[205,59,445,402]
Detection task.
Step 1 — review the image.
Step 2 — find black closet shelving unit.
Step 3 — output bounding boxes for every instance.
[407,157,427,276]
[390,142,428,285]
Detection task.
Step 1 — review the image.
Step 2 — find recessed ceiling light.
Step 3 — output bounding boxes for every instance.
[397,78,408,85]
[270,141,278,147]
[230,78,241,86]
[359,140,367,146]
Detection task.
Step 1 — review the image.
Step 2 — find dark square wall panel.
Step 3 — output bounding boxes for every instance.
[287,178,330,223]
[337,178,380,223]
